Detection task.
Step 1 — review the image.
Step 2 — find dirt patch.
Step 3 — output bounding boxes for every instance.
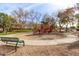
[15,33,66,40]
[0,45,20,56]
[0,43,79,56]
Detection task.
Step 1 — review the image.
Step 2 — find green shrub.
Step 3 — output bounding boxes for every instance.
[0,29,32,35]
[70,26,75,29]
[15,29,32,32]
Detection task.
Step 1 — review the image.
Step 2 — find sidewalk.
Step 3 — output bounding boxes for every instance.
[0,33,78,45]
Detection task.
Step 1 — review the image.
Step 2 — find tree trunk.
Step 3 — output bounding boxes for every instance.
[65,24,68,32]
[3,26,7,34]
[78,19,79,27]
[78,19,79,24]
[59,22,62,32]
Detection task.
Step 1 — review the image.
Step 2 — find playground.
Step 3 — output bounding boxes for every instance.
[0,18,79,56]
[0,30,79,56]
[0,3,79,56]
[0,18,79,55]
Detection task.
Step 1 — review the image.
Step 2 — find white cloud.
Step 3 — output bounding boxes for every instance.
[0,0,79,15]
[25,4,41,10]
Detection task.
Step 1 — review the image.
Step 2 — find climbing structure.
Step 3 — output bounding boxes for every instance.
[33,21,54,35]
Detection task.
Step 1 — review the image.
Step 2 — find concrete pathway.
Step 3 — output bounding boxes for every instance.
[0,33,79,45]
[22,36,79,45]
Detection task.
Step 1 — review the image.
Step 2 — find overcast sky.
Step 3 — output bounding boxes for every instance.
[0,0,79,16]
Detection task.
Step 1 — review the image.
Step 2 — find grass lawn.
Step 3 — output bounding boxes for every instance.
[0,29,32,35]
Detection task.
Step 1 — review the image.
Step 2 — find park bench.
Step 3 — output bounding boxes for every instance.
[0,37,25,52]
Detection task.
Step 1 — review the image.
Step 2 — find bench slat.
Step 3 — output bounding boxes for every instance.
[0,37,19,42]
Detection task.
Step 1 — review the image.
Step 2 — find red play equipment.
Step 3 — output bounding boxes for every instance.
[33,21,54,34]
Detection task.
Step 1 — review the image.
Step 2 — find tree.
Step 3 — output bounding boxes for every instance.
[7,16,17,31]
[28,11,42,30]
[75,14,79,28]
[57,8,74,32]
[0,13,14,33]
[11,8,29,30]
[42,14,57,31]
[12,8,29,24]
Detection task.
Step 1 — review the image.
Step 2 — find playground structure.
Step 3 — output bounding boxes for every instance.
[33,21,54,35]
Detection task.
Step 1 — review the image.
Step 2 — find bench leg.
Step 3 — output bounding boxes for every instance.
[15,46,17,52]
[23,41,25,46]
[15,42,18,52]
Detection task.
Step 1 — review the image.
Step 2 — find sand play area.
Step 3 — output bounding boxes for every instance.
[0,32,79,56]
